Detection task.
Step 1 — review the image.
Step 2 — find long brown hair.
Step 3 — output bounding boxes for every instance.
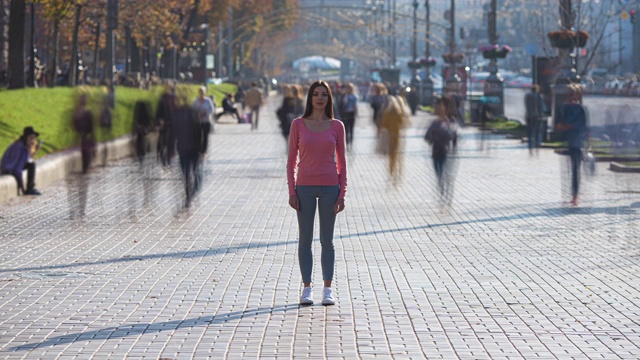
[302,80,334,119]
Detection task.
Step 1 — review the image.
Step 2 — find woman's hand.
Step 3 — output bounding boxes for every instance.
[334,198,345,214]
[289,195,299,211]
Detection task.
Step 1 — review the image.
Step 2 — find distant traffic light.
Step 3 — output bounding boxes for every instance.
[631,10,636,24]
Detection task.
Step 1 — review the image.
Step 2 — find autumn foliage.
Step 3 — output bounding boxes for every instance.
[27,0,298,84]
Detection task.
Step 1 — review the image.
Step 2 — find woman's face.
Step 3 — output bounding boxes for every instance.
[311,85,329,112]
[26,134,37,147]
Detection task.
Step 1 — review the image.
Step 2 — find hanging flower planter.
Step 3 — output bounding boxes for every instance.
[548,30,589,49]
[576,30,590,48]
[442,53,464,64]
[419,57,437,67]
[479,44,512,59]
[407,61,421,70]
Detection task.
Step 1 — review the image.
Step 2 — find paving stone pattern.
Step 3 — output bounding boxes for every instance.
[0,95,638,359]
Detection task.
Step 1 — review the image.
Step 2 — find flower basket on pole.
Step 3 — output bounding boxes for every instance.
[419,57,437,67]
[576,30,590,48]
[407,61,421,70]
[442,53,464,64]
[479,44,511,59]
[548,30,589,49]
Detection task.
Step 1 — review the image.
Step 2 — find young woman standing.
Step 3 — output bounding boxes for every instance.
[286,80,347,306]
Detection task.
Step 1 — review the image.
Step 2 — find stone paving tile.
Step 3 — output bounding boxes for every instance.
[0,94,638,359]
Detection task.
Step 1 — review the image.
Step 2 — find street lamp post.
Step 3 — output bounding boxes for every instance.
[29,2,35,87]
[551,0,580,131]
[446,0,461,91]
[106,0,117,85]
[411,0,418,79]
[421,0,434,105]
[484,0,504,115]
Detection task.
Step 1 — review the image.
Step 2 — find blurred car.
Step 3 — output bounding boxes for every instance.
[506,76,533,88]
[469,71,490,92]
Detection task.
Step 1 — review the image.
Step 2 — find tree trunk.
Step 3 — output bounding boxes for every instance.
[0,0,9,85]
[7,0,25,89]
[92,22,100,82]
[70,4,82,86]
[50,21,59,87]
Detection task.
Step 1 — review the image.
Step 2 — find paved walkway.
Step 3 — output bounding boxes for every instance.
[0,94,639,359]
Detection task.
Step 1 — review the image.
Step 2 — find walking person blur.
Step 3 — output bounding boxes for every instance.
[425,96,457,202]
[556,84,589,206]
[287,80,347,306]
[72,94,95,173]
[99,89,114,166]
[156,85,177,166]
[244,82,263,130]
[192,86,215,152]
[132,101,153,166]
[292,84,305,116]
[525,85,546,154]
[276,84,296,147]
[174,95,205,207]
[381,95,410,183]
[340,83,358,149]
[369,83,389,133]
[1,126,43,195]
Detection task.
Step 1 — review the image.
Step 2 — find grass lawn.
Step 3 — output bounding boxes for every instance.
[0,83,236,158]
[484,117,527,137]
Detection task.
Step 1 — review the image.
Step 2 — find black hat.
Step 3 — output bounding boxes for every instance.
[22,126,39,138]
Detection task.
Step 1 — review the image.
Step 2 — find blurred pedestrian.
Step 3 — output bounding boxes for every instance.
[156,84,177,166]
[276,84,296,146]
[244,82,263,130]
[72,94,95,173]
[1,126,43,195]
[235,82,245,110]
[174,95,205,207]
[525,85,546,153]
[292,84,305,116]
[425,96,457,201]
[556,84,589,206]
[369,83,389,133]
[340,83,358,149]
[132,100,152,166]
[192,86,215,152]
[381,95,410,182]
[99,88,114,165]
[287,80,347,306]
[404,85,419,116]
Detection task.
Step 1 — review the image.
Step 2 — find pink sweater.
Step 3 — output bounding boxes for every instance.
[287,118,347,199]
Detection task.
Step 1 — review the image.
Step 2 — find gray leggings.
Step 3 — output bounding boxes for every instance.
[295,185,340,284]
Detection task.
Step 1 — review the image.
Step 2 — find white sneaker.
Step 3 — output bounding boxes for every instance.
[300,286,313,305]
[322,287,335,305]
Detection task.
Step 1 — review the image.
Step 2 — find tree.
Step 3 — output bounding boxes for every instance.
[7,0,25,89]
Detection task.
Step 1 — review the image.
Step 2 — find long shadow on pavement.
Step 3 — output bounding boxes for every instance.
[338,205,636,239]
[0,239,296,274]
[10,304,299,350]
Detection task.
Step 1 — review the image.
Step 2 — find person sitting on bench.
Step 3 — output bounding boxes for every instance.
[1,126,42,195]
[216,93,242,122]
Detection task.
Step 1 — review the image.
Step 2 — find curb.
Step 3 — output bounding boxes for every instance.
[609,161,640,173]
[0,135,137,204]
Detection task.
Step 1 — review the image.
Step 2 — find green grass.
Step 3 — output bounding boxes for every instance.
[482,117,527,138]
[0,83,236,158]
